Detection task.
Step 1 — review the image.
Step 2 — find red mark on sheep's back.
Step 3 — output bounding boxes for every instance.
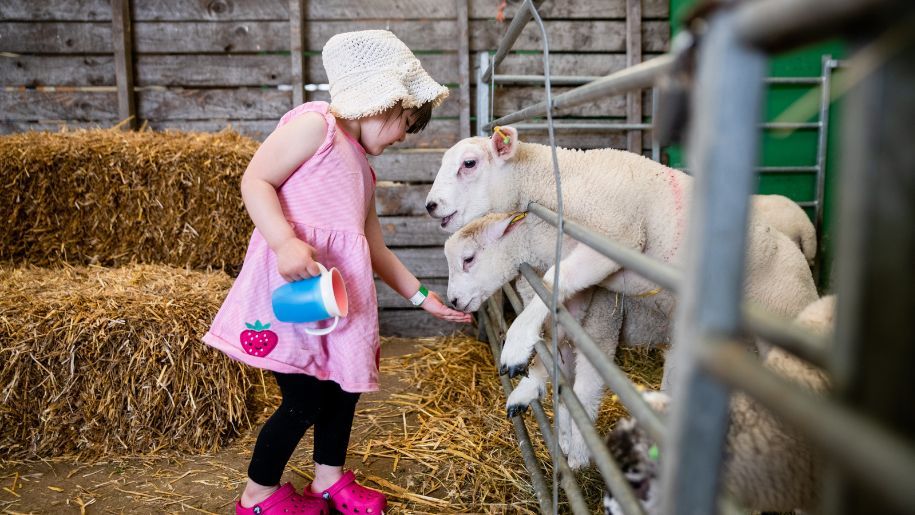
[663,171,686,262]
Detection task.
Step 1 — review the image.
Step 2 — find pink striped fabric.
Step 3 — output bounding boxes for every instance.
[203,102,381,393]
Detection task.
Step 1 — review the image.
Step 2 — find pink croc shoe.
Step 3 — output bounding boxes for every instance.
[236,483,329,515]
[305,471,387,514]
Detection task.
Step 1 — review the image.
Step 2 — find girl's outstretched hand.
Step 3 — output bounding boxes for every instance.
[276,237,321,282]
[422,291,473,323]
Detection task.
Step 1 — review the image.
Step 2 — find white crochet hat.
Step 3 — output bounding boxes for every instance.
[322,30,449,119]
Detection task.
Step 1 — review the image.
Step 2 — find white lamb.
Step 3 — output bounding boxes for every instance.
[446,212,671,468]
[602,295,835,514]
[428,126,818,381]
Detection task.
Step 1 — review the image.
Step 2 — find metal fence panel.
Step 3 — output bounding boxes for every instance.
[472,1,914,514]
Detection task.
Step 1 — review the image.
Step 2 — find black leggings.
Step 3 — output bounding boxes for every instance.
[247,372,361,486]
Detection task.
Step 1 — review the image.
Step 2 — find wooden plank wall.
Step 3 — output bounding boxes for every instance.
[0,0,669,336]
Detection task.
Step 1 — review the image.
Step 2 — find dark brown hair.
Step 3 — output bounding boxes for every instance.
[380,100,434,136]
[406,101,433,134]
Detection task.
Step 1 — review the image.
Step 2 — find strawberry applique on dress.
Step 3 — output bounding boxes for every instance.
[240,320,278,357]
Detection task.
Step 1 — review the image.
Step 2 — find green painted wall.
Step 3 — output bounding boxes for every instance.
[668,0,843,288]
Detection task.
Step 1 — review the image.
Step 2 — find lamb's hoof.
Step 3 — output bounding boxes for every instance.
[507,363,528,378]
[506,404,529,419]
[566,444,591,470]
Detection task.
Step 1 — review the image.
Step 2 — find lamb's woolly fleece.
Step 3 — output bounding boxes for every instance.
[724,296,832,510]
[603,296,835,514]
[751,194,818,265]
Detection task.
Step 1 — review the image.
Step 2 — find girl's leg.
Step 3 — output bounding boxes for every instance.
[241,372,324,507]
[309,380,360,492]
[305,383,385,514]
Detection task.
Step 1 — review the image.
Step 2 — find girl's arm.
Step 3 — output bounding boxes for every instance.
[365,203,472,323]
[241,112,327,281]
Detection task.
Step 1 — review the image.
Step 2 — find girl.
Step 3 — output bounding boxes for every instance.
[203,30,472,515]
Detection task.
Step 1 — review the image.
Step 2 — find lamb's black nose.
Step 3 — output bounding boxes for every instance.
[425,201,438,215]
[449,297,459,307]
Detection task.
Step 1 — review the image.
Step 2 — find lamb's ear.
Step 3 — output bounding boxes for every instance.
[489,126,519,163]
[480,212,525,244]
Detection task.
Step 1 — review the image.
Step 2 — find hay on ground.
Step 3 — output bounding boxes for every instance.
[349,334,666,512]
[0,264,263,460]
[0,128,258,271]
[0,335,664,513]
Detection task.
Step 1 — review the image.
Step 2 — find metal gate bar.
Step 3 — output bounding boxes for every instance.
[741,304,830,368]
[531,336,647,515]
[485,297,593,515]
[663,1,914,513]
[494,75,604,85]
[527,203,682,291]
[660,8,768,513]
[488,272,651,515]
[479,0,546,85]
[813,56,836,235]
[511,122,819,131]
[495,75,820,86]
[524,398,591,515]
[515,122,655,131]
[734,0,895,51]
[528,202,830,366]
[518,264,667,444]
[700,341,915,513]
[486,55,676,130]
[479,306,554,514]
[817,8,915,513]
[469,0,913,513]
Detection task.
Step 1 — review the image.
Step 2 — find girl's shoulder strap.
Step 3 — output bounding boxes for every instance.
[276,101,337,154]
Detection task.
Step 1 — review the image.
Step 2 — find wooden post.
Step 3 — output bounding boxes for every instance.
[111,0,136,130]
[456,0,471,139]
[290,0,306,106]
[626,0,643,153]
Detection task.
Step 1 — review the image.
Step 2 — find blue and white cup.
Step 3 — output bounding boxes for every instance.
[271,263,349,335]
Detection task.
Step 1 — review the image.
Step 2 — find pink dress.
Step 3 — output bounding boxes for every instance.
[203,102,381,393]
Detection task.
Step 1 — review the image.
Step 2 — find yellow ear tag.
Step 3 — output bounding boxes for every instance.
[509,212,527,225]
[493,126,511,145]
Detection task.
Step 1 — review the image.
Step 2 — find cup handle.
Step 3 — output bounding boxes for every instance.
[304,315,339,336]
[305,261,336,335]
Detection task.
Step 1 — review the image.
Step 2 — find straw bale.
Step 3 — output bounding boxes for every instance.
[0,128,258,271]
[0,264,262,460]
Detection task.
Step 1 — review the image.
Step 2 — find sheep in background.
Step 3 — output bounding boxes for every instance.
[445,212,671,468]
[429,126,818,381]
[752,194,817,265]
[602,295,835,515]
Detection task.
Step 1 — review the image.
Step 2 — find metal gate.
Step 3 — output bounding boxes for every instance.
[471,0,915,513]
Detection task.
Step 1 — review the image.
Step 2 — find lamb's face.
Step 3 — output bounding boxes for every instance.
[426,127,520,232]
[426,139,496,232]
[603,417,662,515]
[444,213,525,313]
